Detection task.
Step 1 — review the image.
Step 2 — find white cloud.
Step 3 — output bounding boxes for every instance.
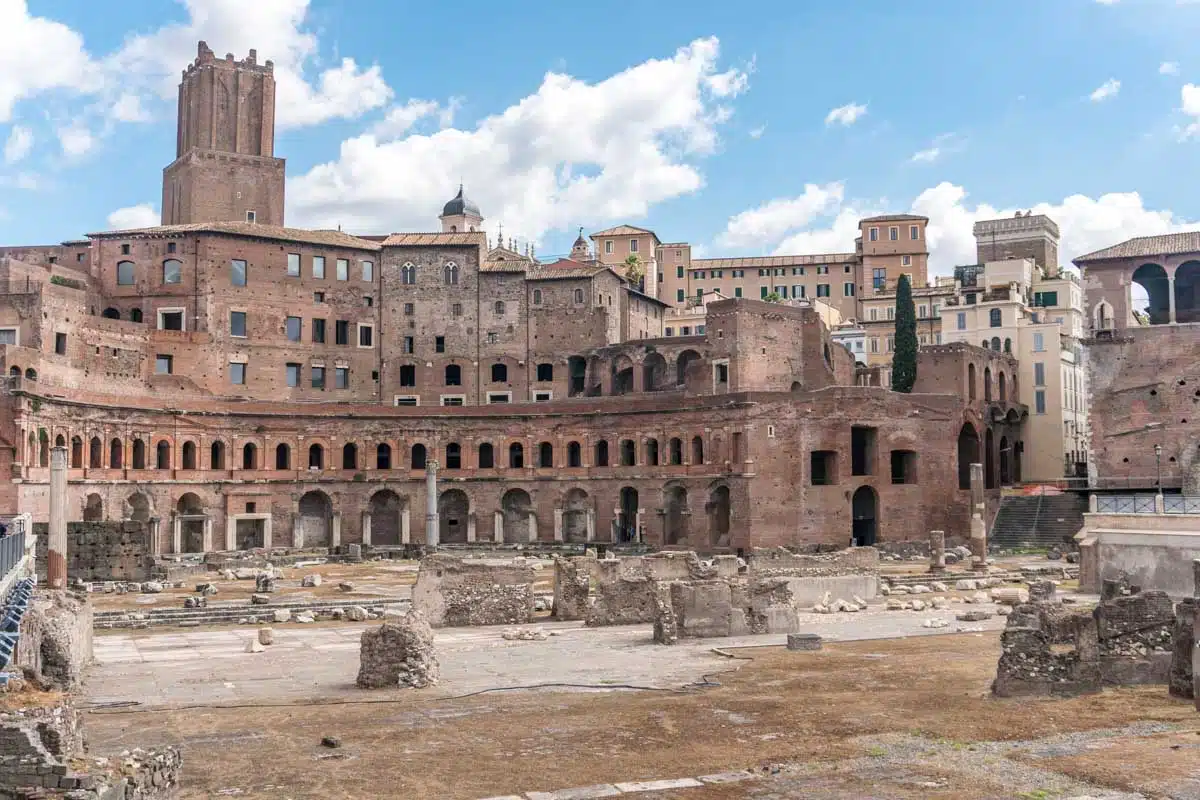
[289,37,750,243]
[718,182,1200,276]
[1160,61,1180,75]
[825,102,867,126]
[0,1,96,123]
[748,124,766,139]
[1089,78,1121,102]
[107,203,160,230]
[56,125,94,158]
[1095,0,1119,4]
[1180,83,1200,138]
[910,146,940,163]
[909,133,962,165]
[372,98,460,139]
[716,183,844,249]
[110,94,151,123]
[4,126,33,164]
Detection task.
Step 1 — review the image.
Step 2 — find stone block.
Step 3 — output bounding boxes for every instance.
[356,613,439,689]
[786,633,822,651]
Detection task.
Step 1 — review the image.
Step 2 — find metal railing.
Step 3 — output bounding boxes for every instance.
[0,528,25,580]
[1095,494,1200,514]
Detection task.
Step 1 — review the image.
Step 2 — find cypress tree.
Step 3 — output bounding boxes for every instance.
[892,273,918,392]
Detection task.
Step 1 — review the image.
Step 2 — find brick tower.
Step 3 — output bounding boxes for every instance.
[161,41,286,227]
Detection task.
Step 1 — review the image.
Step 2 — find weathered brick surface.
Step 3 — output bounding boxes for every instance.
[32,521,153,581]
[411,554,536,627]
[1169,598,1195,699]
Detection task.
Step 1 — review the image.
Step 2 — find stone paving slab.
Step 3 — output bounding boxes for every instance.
[613,778,704,792]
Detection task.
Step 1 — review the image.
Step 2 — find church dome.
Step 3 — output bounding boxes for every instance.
[442,185,481,218]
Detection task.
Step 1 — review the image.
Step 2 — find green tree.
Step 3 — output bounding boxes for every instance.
[764,291,782,303]
[892,273,918,393]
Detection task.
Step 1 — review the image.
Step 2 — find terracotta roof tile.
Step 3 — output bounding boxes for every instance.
[692,253,857,269]
[90,222,382,251]
[589,224,658,239]
[1074,230,1200,263]
[381,231,487,247]
[859,214,929,224]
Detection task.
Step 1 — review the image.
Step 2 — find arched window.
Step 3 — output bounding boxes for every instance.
[443,262,459,285]
[116,260,135,286]
[536,363,553,382]
[211,441,225,470]
[532,288,543,305]
[155,440,171,470]
[445,443,461,469]
[595,440,610,467]
[491,363,508,383]
[494,301,506,315]
[110,438,123,468]
[275,443,290,470]
[990,337,1001,352]
[401,263,416,285]
[669,437,683,465]
[8,366,18,376]
[24,368,36,381]
[102,307,120,320]
[989,308,1002,328]
[567,441,582,468]
[162,259,183,285]
[1003,337,1012,354]
[984,367,993,402]
[182,441,196,470]
[445,364,462,386]
[691,436,704,465]
[342,443,358,470]
[308,444,324,470]
[968,363,977,400]
[998,372,1008,403]
[376,443,391,470]
[411,444,427,470]
[130,308,143,323]
[573,288,584,304]
[645,438,660,466]
[132,439,146,469]
[70,436,83,469]
[89,436,102,468]
[620,439,636,466]
[538,442,554,468]
[509,443,524,468]
[242,442,258,470]
[981,339,989,349]
[478,442,494,469]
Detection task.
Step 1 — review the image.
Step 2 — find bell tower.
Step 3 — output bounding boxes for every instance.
[161,41,286,227]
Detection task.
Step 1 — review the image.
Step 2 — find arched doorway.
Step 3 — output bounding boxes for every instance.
[999,435,1012,485]
[706,484,731,548]
[642,352,668,391]
[126,492,150,522]
[851,486,877,546]
[617,486,639,542]
[1176,260,1200,324]
[567,355,587,396]
[611,355,634,395]
[562,488,590,543]
[297,491,333,548]
[369,490,404,546]
[176,493,205,553]
[438,489,469,543]
[501,489,534,543]
[1132,263,1170,324]
[676,350,701,386]
[83,493,103,522]
[957,423,980,490]
[663,484,689,545]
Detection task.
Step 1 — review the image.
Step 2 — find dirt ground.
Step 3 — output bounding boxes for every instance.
[82,632,1199,800]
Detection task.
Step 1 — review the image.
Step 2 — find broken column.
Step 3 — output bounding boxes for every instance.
[928,530,945,574]
[47,446,67,590]
[425,459,439,547]
[356,612,439,689]
[969,463,987,571]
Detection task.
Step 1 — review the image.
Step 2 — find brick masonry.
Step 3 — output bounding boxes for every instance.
[32,521,154,582]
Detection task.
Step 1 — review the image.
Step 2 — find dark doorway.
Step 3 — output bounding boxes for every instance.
[851,485,878,546]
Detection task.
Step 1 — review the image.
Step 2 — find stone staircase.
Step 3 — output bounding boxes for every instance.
[989,492,1087,550]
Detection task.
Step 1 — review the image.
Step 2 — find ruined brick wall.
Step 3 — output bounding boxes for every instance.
[32,521,153,582]
[15,591,93,691]
[1086,325,1200,487]
[748,545,878,577]
[411,554,536,627]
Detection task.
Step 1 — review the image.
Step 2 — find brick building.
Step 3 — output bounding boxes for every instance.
[0,41,1022,554]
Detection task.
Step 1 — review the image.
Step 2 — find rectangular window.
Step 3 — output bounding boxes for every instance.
[870,338,879,353]
[676,265,684,278]
[230,362,246,385]
[665,327,674,337]
[451,303,462,317]
[869,308,878,321]
[286,363,301,387]
[1035,389,1046,414]
[629,239,638,253]
[696,271,705,279]
[872,268,887,291]
[335,367,349,389]
[311,366,326,390]
[231,259,247,286]
[1034,362,1045,386]
[312,256,326,279]
[487,393,511,404]
[901,255,912,267]
[335,320,349,345]
[312,318,326,344]
[716,363,728,384]
[0,328,16,345]
[117,262,135,285]
[314,291,325,303]
[361,260,374,281]
[605,240,613,254]
[163,260,181,284]
[919,304,927,318]
[158,309,184,331]
[1033,332,1045,352]
[285,316,302,342]
[956,312,966,331]
[230,311,247,337]
[394,395,419,406]
[403,302,414,316]
[435,336,445,353]
[403,336,414,354]
[889,227,898,241]
[1033,291,1059,307]
[441,396,465,407]
[166,242,176,254]
[843,282,855,297]
[817,284,830,297]
[886,335,895,352]
[734,287,742,298]
[336,259,349,281]
[886,307,895,320]
[54,332,66,355]
[534,391,552,402]
[155,354,173,374]
[869,227,879,242]
[760,286,768,299]
[358,324,374,348]
[676,289,685,302]
[287,253,300,277]
[910,225,919,240]
[246,210,256,223]
[399,364,416,387]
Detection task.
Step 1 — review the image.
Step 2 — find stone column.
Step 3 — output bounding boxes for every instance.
[553,508,563,542]
[361,511,372,546]
[466,512,476,543]
[400,505,410,544]
[1168,274,1177,324]
[47,446,67,589]
[1088,493,1098,513]
[263,516,273,549]
[494,510,504,543]
[425,459,439,547]
[202,516,213,553]
[636,507,645,543]
[928,530,945,574]
[527,511,537,543]
[172,515,182,555]
[586,508,596,542]
[969,462,987,571]
[225,517,236,551]
[331,512,342,548]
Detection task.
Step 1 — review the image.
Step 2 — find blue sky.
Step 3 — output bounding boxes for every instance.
[4,0,1200,273]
